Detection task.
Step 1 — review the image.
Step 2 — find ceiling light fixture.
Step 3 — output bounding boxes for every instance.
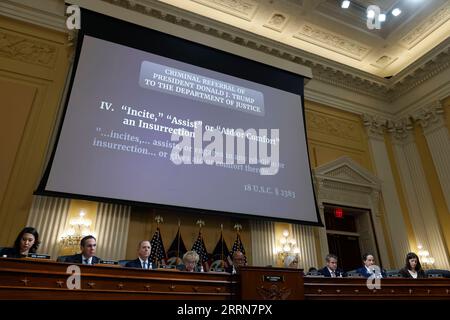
[341,0,350,9]
[392,8,402,16]
[379,14,386,22]
[367,9,375,19]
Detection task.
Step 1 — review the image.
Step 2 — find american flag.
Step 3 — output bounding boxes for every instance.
[229,233,247,264]
[210,231,230,271]
[191,231,209,270]
[166,228,187,266]
[150,227,166,266]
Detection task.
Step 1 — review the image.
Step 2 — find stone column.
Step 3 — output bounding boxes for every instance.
[390,119,450,269]
[414,102,450,213]
[363,114,411,267]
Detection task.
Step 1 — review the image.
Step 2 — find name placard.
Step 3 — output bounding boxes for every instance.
[99,260,118,265]
[27,253,51,259]
[263,275,284,282]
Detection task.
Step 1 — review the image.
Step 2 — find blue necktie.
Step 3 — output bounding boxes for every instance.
[143,261,147,269]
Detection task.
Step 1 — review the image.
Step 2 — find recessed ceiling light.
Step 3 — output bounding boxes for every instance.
[367,9,375,19]
[392,8,402,16]
[379,14,386,22]
[341,0,350,9]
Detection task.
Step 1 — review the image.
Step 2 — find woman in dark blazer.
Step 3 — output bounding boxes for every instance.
[399,252,426,279]
[0,227,40,258]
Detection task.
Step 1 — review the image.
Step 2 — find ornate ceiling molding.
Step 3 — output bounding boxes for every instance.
[95,0,449,103]
[293,23,371,61]
[400,3,450,50]
[3,0,447,111]
[390,44,450,100]
[191,0,259,21]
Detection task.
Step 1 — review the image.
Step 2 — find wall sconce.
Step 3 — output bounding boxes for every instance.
[60,210,94,254]
[276,230,300,263]
[417,244,435,269]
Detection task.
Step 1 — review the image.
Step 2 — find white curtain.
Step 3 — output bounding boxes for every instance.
[291,224,318,270]
[94,202,130,260]
[26,195,70,259]
[250,220,276,266]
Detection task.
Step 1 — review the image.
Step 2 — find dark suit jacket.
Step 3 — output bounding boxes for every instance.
[125,258,157,269]
[355,266,387,278]
[319,266,343,277]
[0,247,25,258]
[64,254,101,265]
[399,268,426,278]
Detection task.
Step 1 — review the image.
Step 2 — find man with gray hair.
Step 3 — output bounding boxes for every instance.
[125,240,156,269]
[319,254,343,277]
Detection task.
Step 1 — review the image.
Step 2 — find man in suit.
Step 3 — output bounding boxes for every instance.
[226,251,246,274]
[64,235,101,265]
[356,253,386,278]
[319,254,343,277]
[125,240,156,269]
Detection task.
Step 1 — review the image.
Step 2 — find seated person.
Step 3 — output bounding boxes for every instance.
[319,254,343,277]
[63,235,101,265]
[284,254,299,269]
[226,250,247,274]
[125,240,156,269]
[399,252,426,279]
[177,251,202,272]
[308,267,318,273]
[356,253,386,278]
[0,227,40,258]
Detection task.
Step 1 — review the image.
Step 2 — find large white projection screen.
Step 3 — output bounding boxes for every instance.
[43,35,318,223]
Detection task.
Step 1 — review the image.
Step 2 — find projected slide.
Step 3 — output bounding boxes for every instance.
[45,35,317,223]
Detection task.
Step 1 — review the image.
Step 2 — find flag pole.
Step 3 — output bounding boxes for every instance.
[177,219,181,263]
[220,224,224,269]
[154,215,163,268]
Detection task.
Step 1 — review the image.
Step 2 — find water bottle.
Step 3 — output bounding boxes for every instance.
[200,265,204,272]
[149,262,153,270]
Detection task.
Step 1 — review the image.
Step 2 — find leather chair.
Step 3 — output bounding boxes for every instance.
[385,269,401,277]
[118,260,132,267]
[56,255,73,263]
[426,269,450,278]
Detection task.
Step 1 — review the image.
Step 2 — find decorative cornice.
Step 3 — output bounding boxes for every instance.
[98,0,393,100]
[191,0,259,21]
[390,44,450,100]
[413,101,446,135]
[0,28,58,67]
[2,0,447,110]
[0,0,66,32]
[95,0,448,103]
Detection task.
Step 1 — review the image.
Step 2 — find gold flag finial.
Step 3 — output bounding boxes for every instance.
[196,219,205,228]
[155,215,163,225]
[234,223,242,232]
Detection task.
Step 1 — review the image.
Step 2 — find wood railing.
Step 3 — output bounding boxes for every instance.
[1,258,449,300]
